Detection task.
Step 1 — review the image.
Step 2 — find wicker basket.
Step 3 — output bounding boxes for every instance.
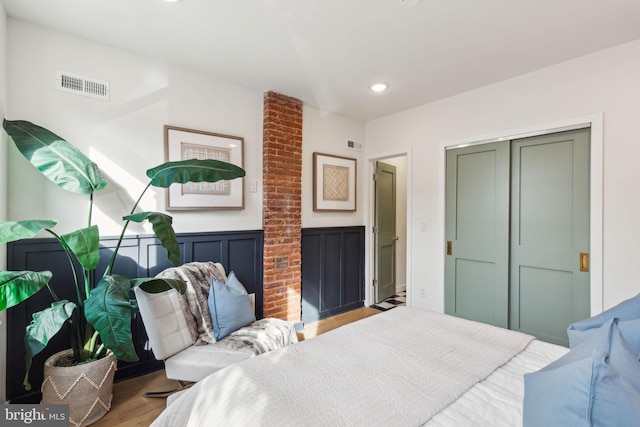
[41,350,117,427]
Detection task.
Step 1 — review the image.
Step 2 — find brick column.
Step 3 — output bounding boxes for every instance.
[262,91,303,321]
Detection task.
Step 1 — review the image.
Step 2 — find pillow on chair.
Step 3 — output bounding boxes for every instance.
[208,271,256,340]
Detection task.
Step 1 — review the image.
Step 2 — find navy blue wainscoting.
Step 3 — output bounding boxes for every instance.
[301,226,365,324]
[5,230,263,403]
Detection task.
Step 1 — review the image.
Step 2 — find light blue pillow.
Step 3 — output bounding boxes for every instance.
[524,318,640,427]
[567,293,640,353]
[208,271,256,340]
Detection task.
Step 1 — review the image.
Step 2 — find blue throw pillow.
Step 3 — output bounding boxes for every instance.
[524,318,640,427]
[208,271,256,340]
[567,293,640,354]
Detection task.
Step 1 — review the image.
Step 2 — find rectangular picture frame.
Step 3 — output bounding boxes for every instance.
[313,152,357,212]
[165,125,244,210]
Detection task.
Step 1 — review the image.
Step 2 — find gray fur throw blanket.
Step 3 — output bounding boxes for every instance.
[155,261,226,345]
[214,318,299,355]
[155,262,297,355]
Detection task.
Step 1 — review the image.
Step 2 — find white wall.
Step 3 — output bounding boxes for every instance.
[365,38,640,313]
[6,19,264,236]
[6,19,367,238]
[302,106,366,227]
[0,0,8,404]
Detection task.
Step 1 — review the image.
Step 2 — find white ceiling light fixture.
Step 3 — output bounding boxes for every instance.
[370,83,388,92]
[164,0,182,3]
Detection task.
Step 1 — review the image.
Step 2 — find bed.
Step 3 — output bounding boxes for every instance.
[151,306,567,426]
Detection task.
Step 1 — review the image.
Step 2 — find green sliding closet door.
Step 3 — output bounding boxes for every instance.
[445,128,590,345]
[509,129,590,346]
[445,141,510,328]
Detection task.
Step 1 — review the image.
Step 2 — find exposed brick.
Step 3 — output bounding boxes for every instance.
[263,91,303,322]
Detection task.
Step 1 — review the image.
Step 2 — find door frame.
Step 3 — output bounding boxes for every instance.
[366,148,412,308]
[442,113,604,315]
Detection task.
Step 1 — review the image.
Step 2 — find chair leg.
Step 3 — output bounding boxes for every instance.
[143,380,195,398]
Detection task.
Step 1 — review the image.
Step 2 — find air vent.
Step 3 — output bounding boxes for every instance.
[56,71,110,101]
[347,140,362,151]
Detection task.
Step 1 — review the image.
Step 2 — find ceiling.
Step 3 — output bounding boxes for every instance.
[3,0,640,122]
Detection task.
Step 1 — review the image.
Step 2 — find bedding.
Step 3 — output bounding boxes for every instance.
[567,292,640,352]
[524,296,640,427]
[524,319,640,427]
[152,307,559,427]
[426,340,567,426]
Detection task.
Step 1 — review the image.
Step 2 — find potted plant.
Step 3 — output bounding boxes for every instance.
[0,119,245,426]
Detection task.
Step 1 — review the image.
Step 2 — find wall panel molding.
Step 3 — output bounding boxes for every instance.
[301,226,365,323]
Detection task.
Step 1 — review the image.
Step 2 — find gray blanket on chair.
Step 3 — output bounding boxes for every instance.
[156,261,298,354]
[156,261,225,345]
[214,317,298,355]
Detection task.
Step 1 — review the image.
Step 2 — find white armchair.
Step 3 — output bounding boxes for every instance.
[134,286,253,386]
[134,261,296,398]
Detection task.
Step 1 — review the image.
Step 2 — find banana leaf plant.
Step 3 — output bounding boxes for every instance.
[0,119,245,390]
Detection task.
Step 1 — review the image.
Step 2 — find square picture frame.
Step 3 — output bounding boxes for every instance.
[164,125,244,210]
[313,152,357,212]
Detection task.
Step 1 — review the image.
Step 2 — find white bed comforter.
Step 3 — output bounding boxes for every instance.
[426,340,568,426]
[152,307,535,427]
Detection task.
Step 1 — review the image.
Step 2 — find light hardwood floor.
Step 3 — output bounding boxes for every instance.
[93,306,380,427]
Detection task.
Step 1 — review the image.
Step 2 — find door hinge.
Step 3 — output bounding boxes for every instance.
[446,240,452,256]
[373,173,379,181]
[372,279,378,287]
[372,226,378,234]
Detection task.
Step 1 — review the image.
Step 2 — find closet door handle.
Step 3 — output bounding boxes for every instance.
[580,252,589,272]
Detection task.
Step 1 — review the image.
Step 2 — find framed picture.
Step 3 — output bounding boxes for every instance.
[313,152,357,212]
[164,125,244,210]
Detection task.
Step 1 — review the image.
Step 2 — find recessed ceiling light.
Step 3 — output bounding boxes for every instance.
[370,83,388,92]
[165,0,182,2]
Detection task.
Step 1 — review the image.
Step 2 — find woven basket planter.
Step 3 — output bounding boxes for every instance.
[41,350,117,427]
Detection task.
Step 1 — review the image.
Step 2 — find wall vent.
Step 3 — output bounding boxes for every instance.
[347,140,362,151]
[56,71,110,101]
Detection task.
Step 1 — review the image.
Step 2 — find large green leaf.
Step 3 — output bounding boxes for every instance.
[131,277,187,294]
[0,220,58,244]
[84,275,138,362]
[61,225,100,270]
[23,300,76,390]
[124,212,181,266]
[0,270,52,311]
[146,159,245,188]
[3,119,107,194]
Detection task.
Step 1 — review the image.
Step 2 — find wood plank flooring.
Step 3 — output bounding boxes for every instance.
[93,306,380,427]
